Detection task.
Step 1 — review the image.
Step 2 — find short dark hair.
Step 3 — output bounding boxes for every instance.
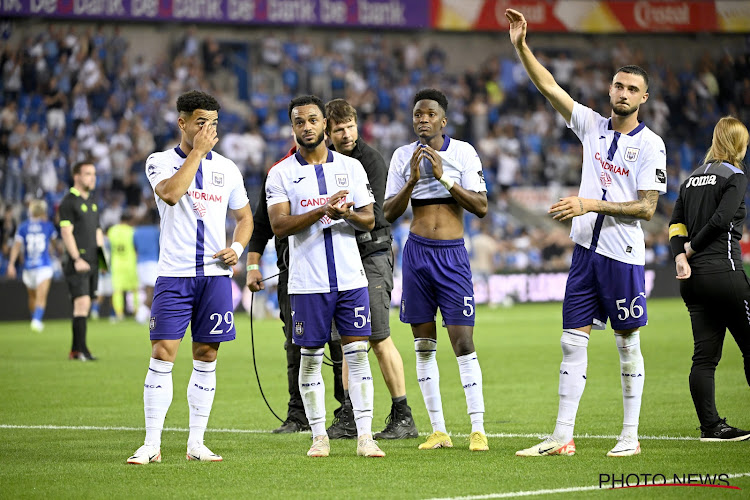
[288,95,326,121]
[176,90,221,115]
[414,88,448,113]
[614,65,649,90]
[325,99,357,133]
[71,160,94,177]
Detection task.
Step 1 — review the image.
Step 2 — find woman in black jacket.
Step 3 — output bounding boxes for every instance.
[669,116,750,442]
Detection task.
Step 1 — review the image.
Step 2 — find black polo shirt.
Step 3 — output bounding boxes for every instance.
[59,187,100,265]
[669,160,748,274]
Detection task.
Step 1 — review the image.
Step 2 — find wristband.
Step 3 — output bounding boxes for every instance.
[439,174,455,191]
[230,242,245,258]
[246,264,259,272]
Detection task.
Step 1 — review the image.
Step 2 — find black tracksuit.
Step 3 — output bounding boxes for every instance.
[669,160,750,429]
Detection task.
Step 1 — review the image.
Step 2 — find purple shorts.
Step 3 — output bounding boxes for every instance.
[400,232,475,326]
[563,245,647,331]
[290,287,371,347]
[150,276,236,343]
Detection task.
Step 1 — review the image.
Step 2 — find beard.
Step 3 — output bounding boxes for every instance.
[296,129,325,150]
[611,100,639,117]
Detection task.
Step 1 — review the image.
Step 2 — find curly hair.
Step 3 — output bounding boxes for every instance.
[413,88,448,113]
[176,90,221,114]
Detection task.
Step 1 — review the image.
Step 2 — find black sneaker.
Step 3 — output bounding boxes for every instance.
[700,418,750,442]
[374,404,418,440]
[326,404,357,439]
[272,419,310,434]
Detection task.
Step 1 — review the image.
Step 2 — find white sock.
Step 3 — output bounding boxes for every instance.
[344,340,374,437]
[143,357,173,447]
[299,348,326,437]
[552,329,589,443]
[457,352,485,434]
[615,331,644,439]
[415,338,446,434]
[187,359,217,449]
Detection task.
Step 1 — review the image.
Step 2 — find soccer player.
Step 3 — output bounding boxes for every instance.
[266,95,383,458]
[127,90,253,465]
[670,116,750,441]
[384,88,489,452]
[133,211,160,325]
[324,98,418,440]
[247,140,346,434]
[59,161,105,361]
[108,211,138,321]
[506,9,666,457]
[6,199,58,332]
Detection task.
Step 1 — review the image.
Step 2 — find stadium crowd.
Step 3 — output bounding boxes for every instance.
[1,24,749,278]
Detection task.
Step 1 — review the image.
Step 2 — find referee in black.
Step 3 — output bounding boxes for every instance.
[59,161,104,361]
[669,116,750,441]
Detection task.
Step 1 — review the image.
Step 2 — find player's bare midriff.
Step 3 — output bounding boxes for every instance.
[411,203,464,240]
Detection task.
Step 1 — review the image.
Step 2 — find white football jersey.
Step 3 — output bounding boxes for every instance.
[266,150,374,294]
[385,136,487,201]
[146,146,249,277]
[566,102,666,265]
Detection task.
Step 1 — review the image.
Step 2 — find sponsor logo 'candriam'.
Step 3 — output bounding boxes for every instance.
[634,2,690,28]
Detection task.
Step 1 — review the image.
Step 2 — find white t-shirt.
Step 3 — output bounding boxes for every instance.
[266,150,374,294]
[146,146,249,277]
[566,102,667,265]
[385,136,487,201]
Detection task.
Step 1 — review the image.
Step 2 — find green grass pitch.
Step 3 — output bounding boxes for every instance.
[1,297,749,499]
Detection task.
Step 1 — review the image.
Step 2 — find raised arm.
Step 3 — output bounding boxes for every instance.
[384,148,421,223]
[155,124,218,206]
[506,8,574,123]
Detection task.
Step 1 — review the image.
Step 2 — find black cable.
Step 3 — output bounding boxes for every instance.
[249,285,284,424]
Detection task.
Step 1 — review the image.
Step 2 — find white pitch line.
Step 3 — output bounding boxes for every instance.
[428,472,750,500]
[0,424,699,440]
[0,424,267,434]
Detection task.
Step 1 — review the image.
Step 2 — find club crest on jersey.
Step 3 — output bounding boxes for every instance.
[600,171,612,188]
[624,147,640,162]
[294,321,304,336]
[212,172,224,187]
[335,174,349,187]
[192,201,206,218]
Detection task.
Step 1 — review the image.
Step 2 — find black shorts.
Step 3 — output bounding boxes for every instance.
[65,269,99,300]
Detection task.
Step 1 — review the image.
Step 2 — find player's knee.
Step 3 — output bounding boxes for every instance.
[192,343,219,362]
[450,337,475,357]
